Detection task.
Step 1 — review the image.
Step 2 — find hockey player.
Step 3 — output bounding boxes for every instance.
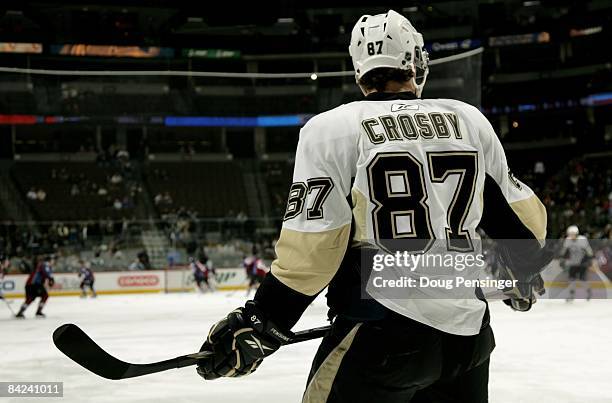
[0,253,9,300]
[190,256,214,293]
[195,10,551,402]
[15,255,55,318]
[78,260,96,298]
[243,253,268,297]
[561,225,594,301]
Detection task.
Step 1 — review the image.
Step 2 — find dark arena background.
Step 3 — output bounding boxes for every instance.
[1,1,611,402]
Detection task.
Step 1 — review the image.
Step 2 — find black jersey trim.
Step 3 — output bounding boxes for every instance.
[364,91,418,101]
[254,273,318,330]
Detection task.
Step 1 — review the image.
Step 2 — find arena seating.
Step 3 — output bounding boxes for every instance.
[261,161,294,217]
[143,161,247,217]
[11,162,137,221]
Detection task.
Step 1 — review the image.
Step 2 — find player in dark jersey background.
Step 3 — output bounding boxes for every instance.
[243,249,268,297]
[190,255,215,293]
[0,253,9,301]
[15,255,55,318]
[78,260,96,298]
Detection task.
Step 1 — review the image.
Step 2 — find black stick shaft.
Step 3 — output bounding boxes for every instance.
[53,323,331,380]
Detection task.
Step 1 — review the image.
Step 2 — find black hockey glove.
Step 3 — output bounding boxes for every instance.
[196,300,293,380]
[496,243,553,312]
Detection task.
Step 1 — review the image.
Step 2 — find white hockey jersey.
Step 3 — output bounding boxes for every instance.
[561,235,593,266]
[272,92,547,336]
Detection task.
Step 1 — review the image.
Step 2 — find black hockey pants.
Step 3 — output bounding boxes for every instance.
[302,312,495,403]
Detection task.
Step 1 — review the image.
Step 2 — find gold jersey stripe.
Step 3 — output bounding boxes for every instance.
[509,194,547,242]
[302,324,362,403]
[271,224,351,296]
[351,188,369,245]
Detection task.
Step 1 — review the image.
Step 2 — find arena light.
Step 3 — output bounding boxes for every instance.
[582,92,612,106]
[310,73,318,80]
[570,26,603,37]
[165,116,256,127]
[164,114,313,127]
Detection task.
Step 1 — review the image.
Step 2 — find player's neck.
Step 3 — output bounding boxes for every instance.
[363,81,416,96]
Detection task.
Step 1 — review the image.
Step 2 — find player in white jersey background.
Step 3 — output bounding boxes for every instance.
[561,225,595,301]
[194,10,552,403]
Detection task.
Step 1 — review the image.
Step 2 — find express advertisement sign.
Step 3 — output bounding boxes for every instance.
[2,268,247,298]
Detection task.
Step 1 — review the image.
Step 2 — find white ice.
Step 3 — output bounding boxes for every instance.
[2,292,611,403]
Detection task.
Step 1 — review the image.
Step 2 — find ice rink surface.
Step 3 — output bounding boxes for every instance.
[2,292,611,403]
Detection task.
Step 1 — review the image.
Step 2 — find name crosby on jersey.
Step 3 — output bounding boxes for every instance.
[361,108,462,144]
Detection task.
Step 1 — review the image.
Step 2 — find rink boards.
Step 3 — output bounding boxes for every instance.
[0,267,247,298]
[1,261,610,299]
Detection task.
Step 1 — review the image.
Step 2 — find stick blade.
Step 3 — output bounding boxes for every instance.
[53,324,130,380]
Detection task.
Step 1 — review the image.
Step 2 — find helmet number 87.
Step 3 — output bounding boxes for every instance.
[367,41,383,55]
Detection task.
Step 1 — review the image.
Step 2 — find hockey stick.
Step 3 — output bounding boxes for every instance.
[53,323,331,380]
[1,297,15,315]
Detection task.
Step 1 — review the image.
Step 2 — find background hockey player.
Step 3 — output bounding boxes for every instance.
[194,10,552,402]
[78,260,96,298]
[190,255,214,293]
[0,253,14,315]
[15,255,55,318]
[0,253,9,301]
[243,250,268,297]
[561,225,595,301]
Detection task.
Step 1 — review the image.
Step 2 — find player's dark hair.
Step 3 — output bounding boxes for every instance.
[358,67,414,92]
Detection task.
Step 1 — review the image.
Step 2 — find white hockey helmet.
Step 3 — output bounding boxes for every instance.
[566,225,579,236]
[349,10,429,97]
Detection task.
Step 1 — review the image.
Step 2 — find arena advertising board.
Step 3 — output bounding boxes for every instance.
[1,268,247,298]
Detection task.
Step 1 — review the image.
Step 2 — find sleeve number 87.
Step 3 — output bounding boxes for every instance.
[283,177,334,221]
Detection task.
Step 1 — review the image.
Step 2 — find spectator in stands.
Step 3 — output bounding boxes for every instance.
[81,225,88,247]
[110,243,124,261]
[27,188,37,200]
[130,184,142,198]
[110,173,123,185]
[17,256,31,274]
[236,210,248,223]
[603,225,612,240]
[129,258,144,270]
[58,168,69,181]
[96,149,109,166]
[121,196,133,209]
[152,168,168,181]
[116,150,129,160]
[137,250,152,270]
[70,183,80,196]
[98,186,108,196]
[36,189,47,202]
[113,198,122,210]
